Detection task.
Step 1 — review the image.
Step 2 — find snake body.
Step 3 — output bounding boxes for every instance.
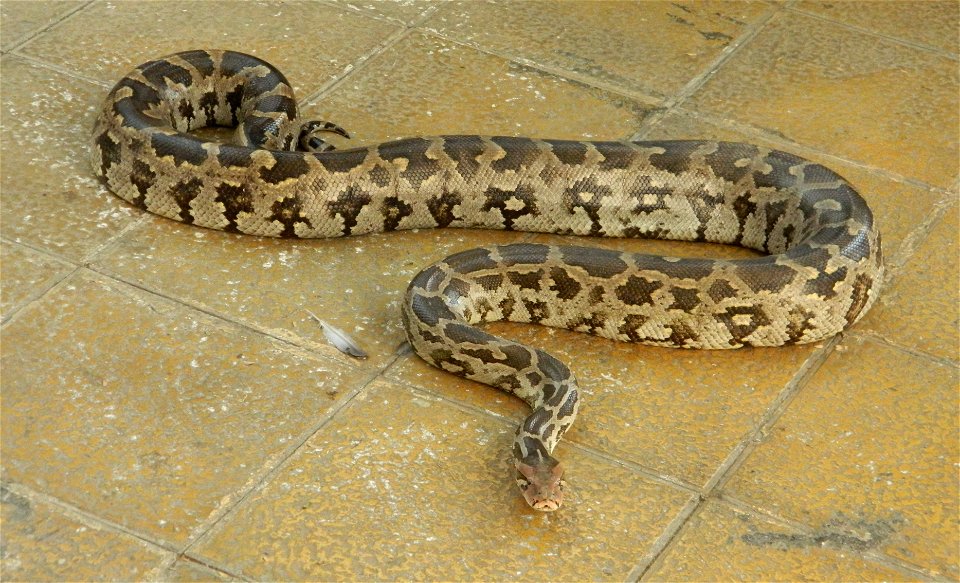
[91,50,883,511]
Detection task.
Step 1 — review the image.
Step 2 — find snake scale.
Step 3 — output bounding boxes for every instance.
[91,50,882,511]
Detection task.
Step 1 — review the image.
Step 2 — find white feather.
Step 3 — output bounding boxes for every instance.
[305,310,367,359]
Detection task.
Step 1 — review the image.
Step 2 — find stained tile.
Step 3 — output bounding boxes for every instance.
[644,110,944,262]
[723,337,959,579]
[794,1,959,53]
[192,380,692,580]
[93,221,525,369]
[0,270,370,546]
[688,11,959,188]
[0,0,83,50]
[0,57,141,261]
[425,0,771,98]
[18,1,400,92]
[0,240,74,319]
[0,486,166,582]
[858,203,959,361]
[643,499,914,581]
[307,31,656,145]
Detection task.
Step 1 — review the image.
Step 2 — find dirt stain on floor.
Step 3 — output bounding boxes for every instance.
[741,510,906,552]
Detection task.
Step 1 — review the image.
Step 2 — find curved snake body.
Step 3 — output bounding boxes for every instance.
[91,50,883,511]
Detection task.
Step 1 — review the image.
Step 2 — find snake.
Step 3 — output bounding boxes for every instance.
[90,50,883,511]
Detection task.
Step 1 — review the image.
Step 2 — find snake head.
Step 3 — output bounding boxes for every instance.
[515,457,565,511]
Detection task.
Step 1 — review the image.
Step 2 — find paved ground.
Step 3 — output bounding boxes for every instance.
[1,1,957,581]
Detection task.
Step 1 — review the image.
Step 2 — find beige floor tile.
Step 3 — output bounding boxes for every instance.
[688,11,959,188]
[0,0,83,50]
[164,558,235,582]
[643,499,914,581]
[645,110,946,262]
[0,486,166,582]
[858,203,959,362]
[0,57,141,261]
[425,0,771,98]
[18,1,400,91]
[794,0,960,54]
[325,0,438,25]
[307,30,656,145]
[192,380,693,580]
[93,222,525,369]
[723,336,959,579]
[0,240,74,318]
[0,270,370,546]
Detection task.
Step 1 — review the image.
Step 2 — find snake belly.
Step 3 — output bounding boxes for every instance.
[90,50,883,511]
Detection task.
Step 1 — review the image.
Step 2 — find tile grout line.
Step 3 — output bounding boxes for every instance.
[80,261,368,372]
[0,234,84,326]
[77,213,153,265]
[0,260,89,332]
[297,2,448,107]
[0,482,182,566]
[786,6,959,61]
[4,50,111,88]
[630,4,783,141]
[651,107,958,200]
[625,495,703,581]
[703,334,842,496]
[422,28,669,106]
[628,334,845,581]
[297,27,415,107]
[1,237,334,364]
[378,364,704,496]
[0,0,95,55]
[172,355,399,570]
[882,193,956,273]
[853,330,958,369]
[315,0,441,30]
[163,554,250,583]
[323,0,668,105]
[0,216,145,326]
[0,263,81,328]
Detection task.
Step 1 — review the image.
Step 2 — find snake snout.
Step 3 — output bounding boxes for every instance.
[516,458,565,511]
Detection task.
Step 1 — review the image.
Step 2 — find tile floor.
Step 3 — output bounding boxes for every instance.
[1,1,957,581]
